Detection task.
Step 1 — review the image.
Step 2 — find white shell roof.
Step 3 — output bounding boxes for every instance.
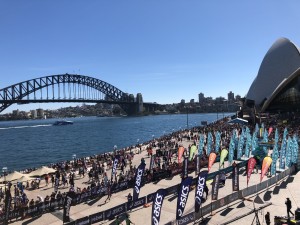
[246,38,300,106]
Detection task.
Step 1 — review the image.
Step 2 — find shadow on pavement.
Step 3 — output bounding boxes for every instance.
[220,207,234,217]
[263,191,272,202]
[236,201,246,208]
[198,217,211,225]
[21,215,42,225]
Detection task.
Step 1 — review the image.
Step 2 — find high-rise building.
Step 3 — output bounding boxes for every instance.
[198,93,205,103]
[228,91,235,103]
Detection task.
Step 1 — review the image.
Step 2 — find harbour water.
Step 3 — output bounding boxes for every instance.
[0,113,232,172]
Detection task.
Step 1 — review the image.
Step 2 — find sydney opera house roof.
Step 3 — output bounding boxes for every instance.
[246,37,300,112]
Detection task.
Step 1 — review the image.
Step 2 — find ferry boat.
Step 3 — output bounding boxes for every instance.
[53,120,73,126]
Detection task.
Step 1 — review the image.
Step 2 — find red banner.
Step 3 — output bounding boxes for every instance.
[178,146,184,164]
[268,127,273,137]
[208,152,217,172]
[247,157,257,186]
[260,156,272,182]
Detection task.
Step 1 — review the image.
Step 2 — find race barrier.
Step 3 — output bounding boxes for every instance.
[0,161,294,225]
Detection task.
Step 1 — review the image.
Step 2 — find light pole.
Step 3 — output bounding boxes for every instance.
[72,154,76,167]
[113,145,117,155]
[2,167,7,191]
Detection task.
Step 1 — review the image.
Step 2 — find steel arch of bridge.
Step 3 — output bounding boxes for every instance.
[0,74,134,113]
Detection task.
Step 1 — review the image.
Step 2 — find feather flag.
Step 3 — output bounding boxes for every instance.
[286,137,292,167]
[207,132,213,155]
[219,149,228,168]
[247,157,257,186]
[198,134,205,156]
[292,135,299,164]
[271,128,279,175]
[244,127,252,158]
[262,129,269,155]
[279,128,288,170]
[178,146,184,164]
[208,152,217,172]
[260,156,272,182]
[215,131,221,153]
[237,128,245,159]
[189,145,197,161]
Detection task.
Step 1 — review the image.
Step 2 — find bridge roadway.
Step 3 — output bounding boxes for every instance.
[8,138,300,225]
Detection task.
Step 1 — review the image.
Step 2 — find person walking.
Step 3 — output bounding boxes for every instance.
[285,197,294,218]
[265,212,270,225]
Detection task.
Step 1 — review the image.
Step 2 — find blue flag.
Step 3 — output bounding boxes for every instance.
[176,177,193,220]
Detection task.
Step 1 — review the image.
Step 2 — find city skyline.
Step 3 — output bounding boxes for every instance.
[2,1,300,113]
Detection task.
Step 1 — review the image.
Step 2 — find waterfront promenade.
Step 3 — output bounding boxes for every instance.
[6,135,300,225]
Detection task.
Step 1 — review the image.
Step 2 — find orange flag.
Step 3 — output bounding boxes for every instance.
[208,152,217,172]
[178,146,184,164]
[260,156,272,182]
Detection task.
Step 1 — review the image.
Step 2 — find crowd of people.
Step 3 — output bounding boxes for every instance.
[1,111,299,223]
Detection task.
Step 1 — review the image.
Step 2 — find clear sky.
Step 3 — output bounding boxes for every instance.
[1,1,300,113]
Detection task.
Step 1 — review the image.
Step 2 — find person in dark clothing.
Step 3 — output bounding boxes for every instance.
[127,193,132,203]
[285,197,294,218]
[265,212,270,225]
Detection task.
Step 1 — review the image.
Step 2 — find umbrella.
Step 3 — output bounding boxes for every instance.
[29,166,56,177]
[0,171,24,182]
[15,174,34,183]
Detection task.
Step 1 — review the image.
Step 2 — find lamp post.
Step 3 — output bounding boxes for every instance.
[72,154,76,167]
[2,167,7,191]
[113,145,117,155]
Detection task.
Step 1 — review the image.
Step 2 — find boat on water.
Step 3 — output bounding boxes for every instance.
[53,120,73,126]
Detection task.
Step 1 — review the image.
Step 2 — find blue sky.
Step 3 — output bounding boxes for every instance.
[1,1,300,113]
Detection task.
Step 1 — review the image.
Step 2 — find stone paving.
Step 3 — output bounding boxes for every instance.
[7,137,300,225]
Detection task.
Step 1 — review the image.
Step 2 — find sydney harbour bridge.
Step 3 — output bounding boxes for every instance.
[0,74,160,115]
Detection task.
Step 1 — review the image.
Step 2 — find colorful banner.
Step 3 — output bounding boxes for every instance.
[286,137,292,167]
[195,170,208,213]
[271,129,279,175]
[198,134,205,156]
[196,155,201,175]
[268,127,273,137]
[182,157,188,179]
[279,128,288,170]
[178,146,184,164]
[237,128,245,159]
[111,156,119,181]
[247,157,257,186]
[189,145,197,161]
[133,162,146,200]
[260,156,272,182]
[211,173,220,201]
[219,149,228,168]
[63,191,75,223]
[151,189,167,225]
[176,177,193,220]
[215,131,221,153]
[207,132,213,155]
[232,162,239,191]
[292,135,299,164]
[208,152,217,172]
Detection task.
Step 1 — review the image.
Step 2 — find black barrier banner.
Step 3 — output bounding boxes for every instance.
[63,192,74,223]
[75,216,90,225]
[112,181,128,193]
[4,189,12,224]
[232,163,239,191]
[65,221,76,225]
[211,173,220,201]
[89,212,103,224]
[111,156,119,181]
[177,212,195,225]
[127,197,146,211]
[151,189,167,225]
[182,157,188,179]
[176,176,193,220]
[104,203,126,220]
[133,162,146,200]
[195,170,208,213]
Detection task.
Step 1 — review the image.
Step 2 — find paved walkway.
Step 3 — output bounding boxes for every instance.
[7,138,300,225]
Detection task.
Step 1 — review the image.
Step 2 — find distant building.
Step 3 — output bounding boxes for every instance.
[246,37,300,112]
[136,93,143,113]
[30,110,37,119]
[37,108,44,118]
[198,93,205,103]
[228,91,235,103]
[180,99,185,104]
[190,99,195,104]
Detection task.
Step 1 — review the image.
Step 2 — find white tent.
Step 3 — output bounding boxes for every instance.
[28,166,56,177]
[0,171,24,182]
